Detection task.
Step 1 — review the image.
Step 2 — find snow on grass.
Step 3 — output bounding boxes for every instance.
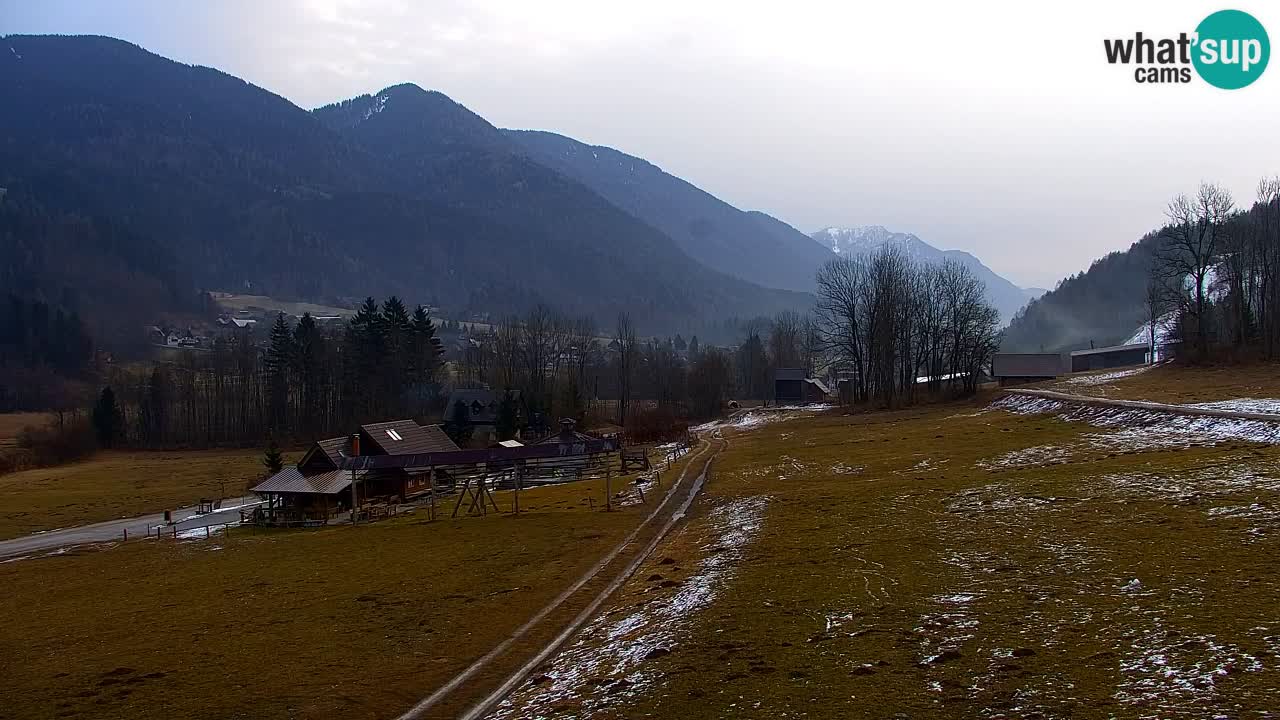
[1185,398,1280,416]
[692,405,831,433]
[1114,620,1264,714]
[992,394,1280,447]
[492,496,770,718]
[1055,365,1152,388]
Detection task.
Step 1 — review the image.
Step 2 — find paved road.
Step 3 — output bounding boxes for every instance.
[0,495,266,561]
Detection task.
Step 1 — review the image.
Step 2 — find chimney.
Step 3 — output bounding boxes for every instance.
[558,418,576,442]
[350,434,360,457]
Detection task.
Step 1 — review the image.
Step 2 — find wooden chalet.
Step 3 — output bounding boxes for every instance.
[251,420,459,523]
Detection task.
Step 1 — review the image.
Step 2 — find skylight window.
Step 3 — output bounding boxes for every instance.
[386,429,403,441]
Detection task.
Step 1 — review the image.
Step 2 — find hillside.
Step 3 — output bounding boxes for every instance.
[811,225,1032,324]
[0,35,809,337]
[1000,231,1159,352]
[506,130,833,293]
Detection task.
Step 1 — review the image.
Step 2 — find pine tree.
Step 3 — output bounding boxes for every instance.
[264,313,294,433]
[381,296,413,414]
[263,435,285,475]
[496,387,519,441]
[688,335,700,360]
[91,386,122,448]
[291,313,326,436]
[345,297,384,420]
[410,305,444,384]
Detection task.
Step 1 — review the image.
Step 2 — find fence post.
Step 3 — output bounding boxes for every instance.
[605,467,613,512]
[514,465,522,515]
[123,528,128,541]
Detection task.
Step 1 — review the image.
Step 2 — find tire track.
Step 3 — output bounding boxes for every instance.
[396,429,728,720]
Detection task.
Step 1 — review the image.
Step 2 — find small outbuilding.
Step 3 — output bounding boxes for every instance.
[992,353,1066,384]
[774,369,832,405]
[1069,343,1149,373]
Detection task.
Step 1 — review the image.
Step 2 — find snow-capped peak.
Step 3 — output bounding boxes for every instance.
[811,225,930,257]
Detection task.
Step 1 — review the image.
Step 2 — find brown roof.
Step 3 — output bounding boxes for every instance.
[252,467,352,495]
[360,420,459,455]
[313,437,350,466]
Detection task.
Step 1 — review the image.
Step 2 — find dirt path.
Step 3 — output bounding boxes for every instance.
[396,430,729,720]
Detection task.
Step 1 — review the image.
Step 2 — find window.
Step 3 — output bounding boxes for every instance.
[386,429,403,441]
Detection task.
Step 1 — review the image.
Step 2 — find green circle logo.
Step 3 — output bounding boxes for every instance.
[1193,9,1270,89]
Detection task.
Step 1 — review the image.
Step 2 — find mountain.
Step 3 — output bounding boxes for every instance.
[1000,232,1159,352]
[1022,287,1048,301]
[505,130,833,292]
[0,35,809,339]
[810,226,1033,324]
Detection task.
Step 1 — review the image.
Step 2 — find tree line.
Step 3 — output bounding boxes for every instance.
[92,297,444,449]
[815,246,1001,407]
[0,294,95,411]
[1147,179,1280,361]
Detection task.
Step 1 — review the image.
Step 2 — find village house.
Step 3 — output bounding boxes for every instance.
[252,419,459,523]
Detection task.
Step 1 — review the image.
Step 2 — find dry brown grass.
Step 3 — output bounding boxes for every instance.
[1043,360,1280,404]
[0,446,701,720]
[0,412,54,442]
[0,449,267,540]
[497,396,1280,718]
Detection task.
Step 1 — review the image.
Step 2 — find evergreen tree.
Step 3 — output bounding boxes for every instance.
[345,297,383,420]
[264,313,294,432]
[91,386,122,448]
[687,335,700,360]
[496,387,519,441]
[409,305,444,384]
[381,296,413,413]
[290,313,326,436]
[262,435,285,475]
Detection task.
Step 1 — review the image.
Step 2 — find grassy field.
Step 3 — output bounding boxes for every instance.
[496,384,1280,717]
[0,412,54,442]
[0,446,698,720]
[1041,360,1280,404]
[212,292,355,319]
[0,449,267,540]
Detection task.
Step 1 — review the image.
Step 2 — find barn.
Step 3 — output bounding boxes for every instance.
[992,353,1066,384]
[774,368,832,405]
[1069,343,1149,372]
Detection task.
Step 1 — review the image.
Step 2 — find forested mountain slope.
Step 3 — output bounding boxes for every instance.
[0,35,809,337]
[505,130,833,292]
[1000,232,1159,352]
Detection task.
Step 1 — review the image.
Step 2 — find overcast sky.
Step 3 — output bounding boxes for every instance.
[6,0,1278,288]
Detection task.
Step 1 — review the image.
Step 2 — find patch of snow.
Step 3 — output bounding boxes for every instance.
[1054,365,1151,388]
[361,92,388,121]
[991,394,1280,446]
[493,496,770,718]
[1185,398,1280,416]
